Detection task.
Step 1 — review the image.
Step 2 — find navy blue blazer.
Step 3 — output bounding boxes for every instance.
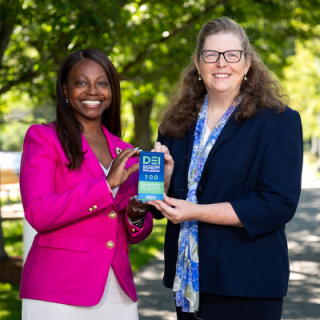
[155,106,303,298]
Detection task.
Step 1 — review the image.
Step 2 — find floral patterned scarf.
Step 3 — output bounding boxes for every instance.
[173,94,239,313]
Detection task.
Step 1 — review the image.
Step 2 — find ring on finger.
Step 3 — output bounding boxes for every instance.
[132,207,139,212]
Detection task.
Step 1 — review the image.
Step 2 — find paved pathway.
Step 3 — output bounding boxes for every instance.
[282,164,320,320]
[135,251,176,320]
[134,163,320,320]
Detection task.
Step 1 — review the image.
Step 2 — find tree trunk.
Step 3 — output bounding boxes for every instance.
[0,22,14,66]
[0,216,8,261]
[0,167,8,261]
[132,99,153,151]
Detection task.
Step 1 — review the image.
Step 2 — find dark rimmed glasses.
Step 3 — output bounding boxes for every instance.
[200,50,243,63]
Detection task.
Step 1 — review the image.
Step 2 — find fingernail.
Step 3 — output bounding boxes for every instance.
[142,200,145,204]
[134,196,138,199]
[130,197,133,201]
[136,199,140,203]
[139,149,143,152]
[134,147,139,150]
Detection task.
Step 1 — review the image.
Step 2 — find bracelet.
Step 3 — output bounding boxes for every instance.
[131,216,145,223]
[132,219,144,229]
[128,216,145,229]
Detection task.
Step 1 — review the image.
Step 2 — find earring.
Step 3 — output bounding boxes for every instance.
[198,74,202,81]
[244,74,247,81]
[65,99,69,104]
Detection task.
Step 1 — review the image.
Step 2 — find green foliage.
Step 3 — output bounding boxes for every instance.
[2,220,23,256]
[282,40,320,139]
[129,218,166,273]
[0,283,21,320]
[0,122,30,151]
[0,221,23,319]
[1,0,320,148]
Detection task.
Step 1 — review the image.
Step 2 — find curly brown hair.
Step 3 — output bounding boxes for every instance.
[160,17,287,138]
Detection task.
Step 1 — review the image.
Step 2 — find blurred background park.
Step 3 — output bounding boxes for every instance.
[1,0,320,319]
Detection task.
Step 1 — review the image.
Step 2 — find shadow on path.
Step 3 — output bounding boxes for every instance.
[135,188,320,320]
[135,251,176,320]
[282,188,320,320]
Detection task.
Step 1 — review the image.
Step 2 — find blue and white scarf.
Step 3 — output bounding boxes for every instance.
[173,94,239,313]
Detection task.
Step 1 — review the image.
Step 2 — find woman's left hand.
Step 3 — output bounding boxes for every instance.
[127,196,150,222]
[106,148,140,189]
[152,142,174,194]
[149,194,197,224]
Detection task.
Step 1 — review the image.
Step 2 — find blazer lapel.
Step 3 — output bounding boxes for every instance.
[81,126,127,209]
[202,114,243,174]
[102,126,119,160]
[81,125,120,172]
[181,122,196,194]
[81,135,104,179]
[186,122,196,172]
[102,126,127,207]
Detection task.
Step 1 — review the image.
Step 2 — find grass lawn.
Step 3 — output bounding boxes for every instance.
[0,283,21,320]
[2,220,23,256]
[0,220,23,320]
[0,217,167,319]
[129,218,167,272]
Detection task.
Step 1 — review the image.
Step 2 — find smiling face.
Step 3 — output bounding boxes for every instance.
[63,58,112,124]
[195,32,251,99]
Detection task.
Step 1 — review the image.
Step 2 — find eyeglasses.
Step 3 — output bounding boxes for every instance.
[200,50,243,63]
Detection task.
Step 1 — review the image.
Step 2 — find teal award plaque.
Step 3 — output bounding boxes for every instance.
[138,151,164,201]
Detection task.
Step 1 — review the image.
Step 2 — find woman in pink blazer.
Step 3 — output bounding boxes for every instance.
[19,49,153,320]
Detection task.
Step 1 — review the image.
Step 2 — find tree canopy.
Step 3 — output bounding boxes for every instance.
[1,0,320,149]
[282,40,320,140]
[1,0,320,260]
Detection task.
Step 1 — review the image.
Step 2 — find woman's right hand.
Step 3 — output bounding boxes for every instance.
[106,148,140,189]
[152,142,174,194]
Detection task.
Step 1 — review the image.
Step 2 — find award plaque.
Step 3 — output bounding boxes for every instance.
[138,151,164,201]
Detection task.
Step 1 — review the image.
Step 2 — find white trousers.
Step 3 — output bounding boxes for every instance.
[22,267,139,320]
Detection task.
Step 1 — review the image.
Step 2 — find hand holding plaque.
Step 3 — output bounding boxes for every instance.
[106,147,140,189]
[152,142,174,194]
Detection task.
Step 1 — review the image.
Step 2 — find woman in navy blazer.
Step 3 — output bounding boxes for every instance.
[150,17,303,320]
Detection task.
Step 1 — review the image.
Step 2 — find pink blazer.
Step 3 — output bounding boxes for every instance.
[19,124,153,306]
